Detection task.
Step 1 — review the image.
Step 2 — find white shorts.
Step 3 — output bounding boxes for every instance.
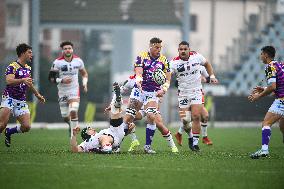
[0,96,30,117]
[268,99,284,117]
[178,89,203,109]
[129,87,159,106]
[108,126,125,148]
[58,88,80,117]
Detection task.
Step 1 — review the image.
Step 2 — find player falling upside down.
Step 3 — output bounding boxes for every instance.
[0,43,45,147]
[119,37,178,154]
[174,66,213,147]
[107,76,178,153]
[71,83,134,153]
[170,41,218,152]
[248,46,284,159]
[48,41,88,137]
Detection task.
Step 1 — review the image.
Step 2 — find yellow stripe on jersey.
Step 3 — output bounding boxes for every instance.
[139,51,149,59]
[7,62,20,75]
[157,55,169,72]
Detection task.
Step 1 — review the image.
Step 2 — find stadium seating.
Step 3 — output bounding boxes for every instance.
[224,14,284,95]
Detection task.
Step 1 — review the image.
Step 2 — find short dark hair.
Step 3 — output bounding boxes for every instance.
[60,41,73,48]
[261,46,276,59]
[150,37,162,44]
[179,41,189,47]
[16,43,32,57]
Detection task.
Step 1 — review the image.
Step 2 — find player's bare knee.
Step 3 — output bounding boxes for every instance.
[191,114,201,122]
[0,121,7,133]
[201,115,209,123]
[21,124,31,132]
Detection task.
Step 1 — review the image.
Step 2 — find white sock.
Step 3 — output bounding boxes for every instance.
[201,122,207,137]
[70,119,78,137]
[16,125,22,133]
[178,125,184,134]
[163,131,176,148]
[193,133,200,146]
[130,133,138,141]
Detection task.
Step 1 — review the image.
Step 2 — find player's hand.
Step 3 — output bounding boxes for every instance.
[104,105,111,114]
[83,85,88,93]
[36,93,46,103]
[135,75,143,92]
[248,93,260,102]
[156,89,165,97]
[125,122,136,135]
[62,77,72,84]
[73,126,80,135]
[252,86,264,94]
[22,78,33,87]
[210,77,218,84]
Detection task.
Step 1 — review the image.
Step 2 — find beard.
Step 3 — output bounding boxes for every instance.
[65,53,72,58]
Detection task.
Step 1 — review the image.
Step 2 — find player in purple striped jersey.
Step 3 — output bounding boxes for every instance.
[248,46,284,159]
[0,43,45,147]
[120,37,176,153]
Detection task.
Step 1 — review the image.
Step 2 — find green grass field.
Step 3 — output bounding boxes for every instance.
[1,127,284,189]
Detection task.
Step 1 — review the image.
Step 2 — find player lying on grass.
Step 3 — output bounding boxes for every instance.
[105,78,178,153]
[70,83,134,153]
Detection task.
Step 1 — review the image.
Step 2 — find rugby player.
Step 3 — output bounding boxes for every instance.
[48,41,88,137]
[0,43,45,147]
[170,41,218,151]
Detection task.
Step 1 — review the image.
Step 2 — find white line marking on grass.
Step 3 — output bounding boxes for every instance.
[4,161,281,174]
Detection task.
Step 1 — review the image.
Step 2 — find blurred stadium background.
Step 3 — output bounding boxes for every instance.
[0,0,284,126]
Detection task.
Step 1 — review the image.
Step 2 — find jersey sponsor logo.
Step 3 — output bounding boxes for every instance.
[177,65,185,72]
[179,98,188,105]
[61,65,68,71]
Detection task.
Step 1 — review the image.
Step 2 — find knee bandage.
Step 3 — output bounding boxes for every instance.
[69,102,79,113]
[180,111,191,123]
[126,108,137,117]
[145,107,158,114]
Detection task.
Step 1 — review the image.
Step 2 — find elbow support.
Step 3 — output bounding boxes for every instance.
[48,70,60,83]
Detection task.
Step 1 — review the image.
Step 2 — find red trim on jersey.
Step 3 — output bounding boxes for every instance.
[189,51,197,56]
[56,54,80,60]
[129,74,136,79]
[172,56,180,61]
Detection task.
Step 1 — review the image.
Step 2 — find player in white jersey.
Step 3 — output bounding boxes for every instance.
[71,83,134,153]
[170,41,218,151]
[48,41,88,137]
[105,76,178,153]
[174,66,213,147]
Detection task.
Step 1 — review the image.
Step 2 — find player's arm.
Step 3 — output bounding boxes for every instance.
[48,69,62,84]
[6,74,33,86]
[204,61,218,83]
[135,67,143,90]
[70,127,84,153]
[248,83,275,102]
[28,84,46,103]
[79,68,88,92]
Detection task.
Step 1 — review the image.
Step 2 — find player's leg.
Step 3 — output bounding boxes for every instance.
[279,117,284,143]
[58,96,71,135]
[201,106,213,145]
[128,110,143,152]
[144,101,158,154]
[0,107,11,139]
[122,87,143,135]
[250,111,281,159]
[4,100,30,147]
[155,113,178,153]
[190,103,203,151]
[175,108,191,146]
[68,98,80,137]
